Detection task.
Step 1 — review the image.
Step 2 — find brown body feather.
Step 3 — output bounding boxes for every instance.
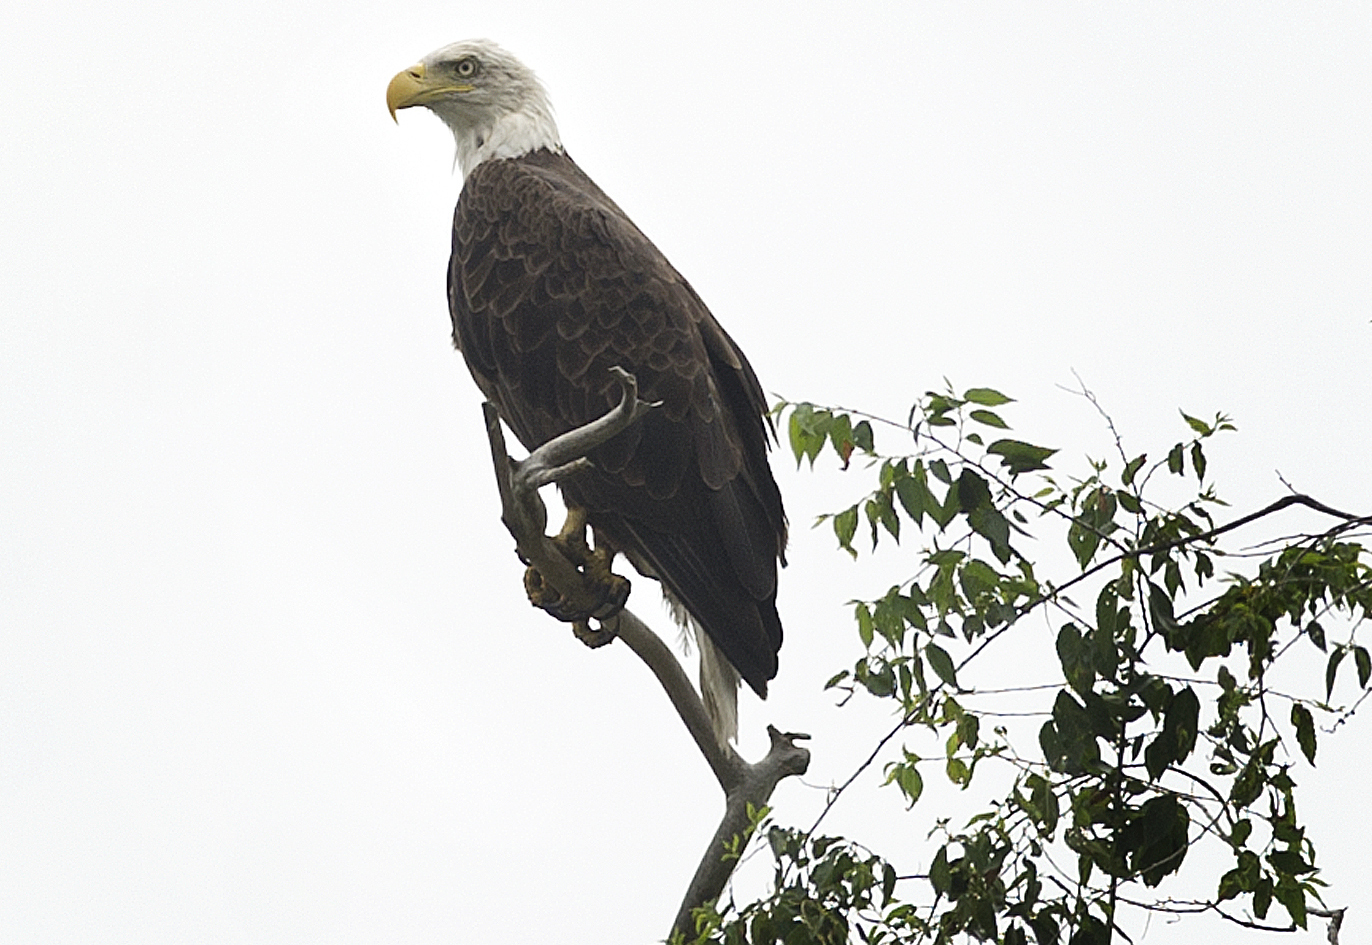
[448,148,787,696]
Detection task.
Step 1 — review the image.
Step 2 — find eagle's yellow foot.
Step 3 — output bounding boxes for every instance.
[522,507,631,638]
[523,565,579,622]
[523,558,630,625]
[553,506,593,559]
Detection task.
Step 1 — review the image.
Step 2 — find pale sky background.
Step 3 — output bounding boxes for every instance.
[3,2,1369,943]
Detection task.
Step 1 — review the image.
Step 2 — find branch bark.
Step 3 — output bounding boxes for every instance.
[670,726,810,940]
[480,368,810,942]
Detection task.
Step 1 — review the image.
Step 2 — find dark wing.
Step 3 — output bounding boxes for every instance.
[448,149,786,696]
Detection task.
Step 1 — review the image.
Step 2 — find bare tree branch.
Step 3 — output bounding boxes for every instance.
[614,608,745,789]
[483,366,657,621]
[1313,908,1347,945]
[480,368,811,942]
[672,726,811,940]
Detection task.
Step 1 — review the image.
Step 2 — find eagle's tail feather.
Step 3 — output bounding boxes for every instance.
[664,589,739,747]
[697,631,740,747]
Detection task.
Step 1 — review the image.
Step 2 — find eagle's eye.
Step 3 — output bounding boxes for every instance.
[455,57,478,78]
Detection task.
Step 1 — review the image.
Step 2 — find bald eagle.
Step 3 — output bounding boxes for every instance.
[387,40,786,740]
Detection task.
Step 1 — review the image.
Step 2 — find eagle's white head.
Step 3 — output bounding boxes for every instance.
[387,39,562,176]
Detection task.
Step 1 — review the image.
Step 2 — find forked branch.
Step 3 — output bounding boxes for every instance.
[480,367,810,941]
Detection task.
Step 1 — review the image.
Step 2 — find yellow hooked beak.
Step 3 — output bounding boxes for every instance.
[386,61,474,122]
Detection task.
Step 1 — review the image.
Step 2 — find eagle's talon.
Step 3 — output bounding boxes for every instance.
[523,555,630,624]
[590,572,630,619]
[521,505,631,623]
[572,619,618,649]
[524,565,580,622]
[550,532,592,566]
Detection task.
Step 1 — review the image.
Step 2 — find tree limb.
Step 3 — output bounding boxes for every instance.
[479,367,811,942]
[671,725,811,940]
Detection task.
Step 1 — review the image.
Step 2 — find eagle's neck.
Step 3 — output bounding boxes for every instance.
[448,105,562,177]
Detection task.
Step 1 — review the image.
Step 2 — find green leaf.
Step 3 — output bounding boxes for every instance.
[969,409,1010,429]
[911,651,928,696]
[1325,648,1346,700]
[1191,442,1207,481]
[894,464,933,528]
[945,756,970,786]
[1029,773,1059,835]
[1217,664,1237,692]
[969,508,1013,563]
[1038,721,1063,774]
[987,439,1058,477]
[834,506,859,557]
[856,603,874,648]
[1029,914,1060,945]
[867,491,900,544]
[1144,687,1196,781]
[1122,454,1147,487]
[1272,819,1302,844]
[1167,443,1185,475]
[1056,623,1093,696]
[1168,687,1200,762]
[963,387,1014,407]
[786,404,808,464]
[1181,411,1213,436]
[925,643,959,689]
[1091,625,1121,680]
[957,468,993,511]
[1144,733,1174,782]
[1356,646,1371,688]
[957,712,980,751]
[1095,586,1118,637]
[1268,849,1314,876]
[885,761,924,807]
[1273,878,1309,928]
[1141,685,1196,779]
[1041,692,1100,775]
[828,412,856,466]
[959,559,1001,601]
[1230,758,1265,809]
[927,480,960,530]
[1148,582,1178,641]
[1125,794,1191,885]
[860,660,896,697]
[1291,703,1316,765]
[1218,866,1244,902]
[929,846,951,894]
[787,403,830,468]
[853,419,875,452]
[1070,914,1109,945]
[1231,819,1252,848]
[1067,517,1102,568]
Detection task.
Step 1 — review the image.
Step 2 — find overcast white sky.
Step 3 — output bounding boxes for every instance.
[2,2,1369,943]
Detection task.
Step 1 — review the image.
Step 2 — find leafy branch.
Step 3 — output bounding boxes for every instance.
[688,386,1369,944]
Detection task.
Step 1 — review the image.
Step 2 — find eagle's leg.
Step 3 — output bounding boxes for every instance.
[522,507,629,648]
[553,505,594,559]
[572,526,629,647]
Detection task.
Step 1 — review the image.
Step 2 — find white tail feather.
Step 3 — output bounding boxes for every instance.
[663,590,740,746]
[697,631,740,746]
